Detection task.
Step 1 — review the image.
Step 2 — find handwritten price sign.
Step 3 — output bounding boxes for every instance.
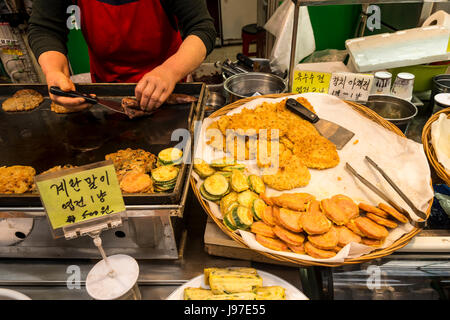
[35,161,125,230]
[292,71,332,94]
[328,72,374,102]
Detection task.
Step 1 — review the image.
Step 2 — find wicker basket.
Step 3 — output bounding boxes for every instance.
[422,107,450,185]
[191,93,433,267]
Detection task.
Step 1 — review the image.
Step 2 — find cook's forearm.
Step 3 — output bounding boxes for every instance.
[160,35,207,81]
[38,51,71,77]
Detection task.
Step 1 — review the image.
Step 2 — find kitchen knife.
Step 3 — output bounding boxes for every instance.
[285,98,355,150]
[49,86,128,115]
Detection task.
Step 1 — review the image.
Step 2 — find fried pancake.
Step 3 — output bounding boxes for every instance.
[255,234,288,252]
[119,172,153,193]
[259,192,274,206]
[308,226,338,250]
[285,120,319,144]
[280,136,294,150]
[226,134,255,161]
[0,165,36,194]
[272,225,305,246]
[217,116,231,135]
[41,164,76,175]
[366,213,398,229]
[270,193,315,211]
[287,242,305,254]
[2,96,41,112]
[13,89,43,99]
[301,200,332,235]
[332,246,344,253]
[256,139,284,167]
[105,148,156,182]
[292,135,340,169]
[358,202,389,218]
[354,217,389,240]
[304,241,336,259]
[335,226,361,247]
[346,219,366,237]
[321,198,349,225]
[51,102,91,114]
[331,195,359,220]
[361,238,384,247]
[273,207,303,233]
[377,203,409,223]
[262,155,311,190]
[251,221,276,238]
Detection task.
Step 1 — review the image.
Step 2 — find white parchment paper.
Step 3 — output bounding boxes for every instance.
[431,113,450,175]
[193,93,433,262]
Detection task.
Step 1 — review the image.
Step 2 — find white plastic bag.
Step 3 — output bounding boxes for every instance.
[264,1,315,73]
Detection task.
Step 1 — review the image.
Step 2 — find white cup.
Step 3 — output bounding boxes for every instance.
[372,71,392,95]
[391,72,415,101]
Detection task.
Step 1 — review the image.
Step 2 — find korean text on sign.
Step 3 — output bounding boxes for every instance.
[36,163,125,230]
[292,71,331,94]
[328,72,374,102]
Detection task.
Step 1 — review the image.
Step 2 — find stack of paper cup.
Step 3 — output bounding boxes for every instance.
[391,72,415,101]
[371,71,392,95]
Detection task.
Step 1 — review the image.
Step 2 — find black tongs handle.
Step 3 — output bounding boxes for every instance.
[49,86,98,104]
[286,98,319,124]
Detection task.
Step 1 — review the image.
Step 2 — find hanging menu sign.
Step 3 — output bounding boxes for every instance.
[35,160,126,238]
[327,72,374,102]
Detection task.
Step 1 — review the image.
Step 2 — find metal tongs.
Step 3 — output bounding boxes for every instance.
[346,156,428,228]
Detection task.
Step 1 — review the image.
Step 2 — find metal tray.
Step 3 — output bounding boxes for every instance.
[0,83,206,208]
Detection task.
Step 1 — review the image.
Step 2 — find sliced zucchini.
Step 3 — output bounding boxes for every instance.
[158,148,183,165]
[225,201,239,215]
[248,175,266,194]
[151,165,179,183]
[193,158,216,179]
[237,190,259,208]
[230,170,249,192]
[223,212,238,231]
[216,171,232,178]
[222,164,246,172]
[231,206,253,229]
[200,183,222,202]
[252,198,266,221]
[210,157,236,168]
[219,192,238,214]
[203,174,229,197]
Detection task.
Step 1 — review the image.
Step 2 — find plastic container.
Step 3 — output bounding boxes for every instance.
[389,64,448,92]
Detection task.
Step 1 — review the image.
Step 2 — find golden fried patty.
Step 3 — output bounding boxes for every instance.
[0,165,36,194]
[51,102,91,114]
[293,135,340,170]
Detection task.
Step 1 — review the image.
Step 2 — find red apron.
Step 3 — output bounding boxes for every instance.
[77,0,183,83]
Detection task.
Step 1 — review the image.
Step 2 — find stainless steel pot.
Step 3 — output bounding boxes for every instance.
[364,95,418,133]
[223,72,287,103]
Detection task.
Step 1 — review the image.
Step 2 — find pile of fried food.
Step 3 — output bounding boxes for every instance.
[251,193,409,259]
[205,97,339,191]
[0,148,181,195]
[184,267,286,300]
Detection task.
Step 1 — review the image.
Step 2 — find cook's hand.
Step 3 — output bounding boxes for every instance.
[45,71,91,109]
[135,66,177,112]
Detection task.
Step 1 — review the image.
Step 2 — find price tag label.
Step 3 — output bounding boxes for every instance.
[292,71,332,94]
[328,72,374,102]
[35,161,125,231]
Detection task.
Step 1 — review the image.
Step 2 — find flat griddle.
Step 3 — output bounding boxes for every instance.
[0,83,206,208]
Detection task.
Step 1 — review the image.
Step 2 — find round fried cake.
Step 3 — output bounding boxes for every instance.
[293,134,340,169]
[2,95,42,112]
[262,155,311,190]
[0,165,36,194]
[51,102,91,114]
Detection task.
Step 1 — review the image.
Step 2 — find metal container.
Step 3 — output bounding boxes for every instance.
[431,74,450,107]
[224,72,287,103]
[205,90,226,117]
[364,95,418,133]
[192,62,224,93]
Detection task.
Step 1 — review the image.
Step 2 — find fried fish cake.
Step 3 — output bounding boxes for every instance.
[346,219,366,237]
[366,213,398,229]
[304,241,336,259]
[335,225,362,247]
[0,165,36,194]
[272,225,305,246]
[51,102,91,114]
[361,238,384,247]
[331,195,359,220]
[270,193,315,211]
[251,221,276,238]
[354,217,389,240]
[321,198,349,225]
[308,226,338,250]
[262,155,311,190]
[2,96,41,112]
[119,172,153,193]
[358,202,389,218]
[292,134,340,170]
[287,242,305,254]
[285,120,319,144]
[377,203,409,224]
[261,206,276,226]
[13,89,44,100]
[273,208,303,233]
[301,200,332,235]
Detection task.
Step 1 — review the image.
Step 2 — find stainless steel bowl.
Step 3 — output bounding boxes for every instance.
[223,72,287,102]
[364,95,418,133]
